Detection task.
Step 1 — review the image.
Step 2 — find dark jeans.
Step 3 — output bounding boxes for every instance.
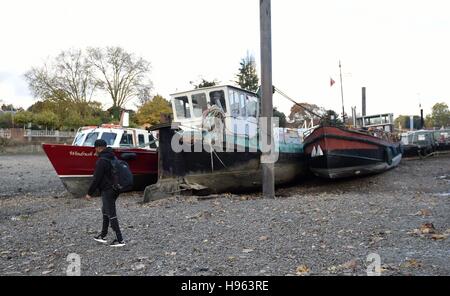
[101,189,123,241]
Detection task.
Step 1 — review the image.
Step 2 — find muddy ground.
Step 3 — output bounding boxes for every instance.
[0,154,449,276]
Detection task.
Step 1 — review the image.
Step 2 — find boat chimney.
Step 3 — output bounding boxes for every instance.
[420,108,424,129]
[351,106,357,127]
[120,112,130,127]
[362,87,366,117]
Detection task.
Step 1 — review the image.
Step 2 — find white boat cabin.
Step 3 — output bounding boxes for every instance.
[72,124,158,150]
[171,85,260,137]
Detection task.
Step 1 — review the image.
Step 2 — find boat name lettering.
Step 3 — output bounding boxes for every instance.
[69,151,94,157]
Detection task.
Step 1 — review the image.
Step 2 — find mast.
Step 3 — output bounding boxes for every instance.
[339,60,345,122]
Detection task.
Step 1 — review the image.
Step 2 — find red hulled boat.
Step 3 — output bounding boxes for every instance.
[303,125,402,179]
[43,124,158,197]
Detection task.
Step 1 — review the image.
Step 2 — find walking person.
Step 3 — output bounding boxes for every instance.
[85,139,125,247]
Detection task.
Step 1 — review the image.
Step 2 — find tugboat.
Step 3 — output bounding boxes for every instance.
[43,113,158,197]
[144,85,308,201]
[304,124,402,179]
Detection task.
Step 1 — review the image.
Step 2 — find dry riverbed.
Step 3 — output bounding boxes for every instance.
[0,154,449,276]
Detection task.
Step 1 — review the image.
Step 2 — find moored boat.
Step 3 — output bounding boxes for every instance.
[144,85,308,201]
[43,123,158,197]
[303,125,402,179]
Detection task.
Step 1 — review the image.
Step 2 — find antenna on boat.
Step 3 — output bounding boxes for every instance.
[339,60,346,122]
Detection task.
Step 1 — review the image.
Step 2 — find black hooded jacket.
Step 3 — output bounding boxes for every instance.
[87,147,115,196]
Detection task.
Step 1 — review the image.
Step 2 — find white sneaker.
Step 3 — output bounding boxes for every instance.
[93,234,107,244]
[110,239,126,247]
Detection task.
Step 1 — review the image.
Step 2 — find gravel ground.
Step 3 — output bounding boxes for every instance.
[0,154,449,276]
[0,154,65,198]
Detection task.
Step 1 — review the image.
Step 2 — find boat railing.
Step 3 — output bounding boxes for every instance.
[24,129,77,138]
[302,125,319,139]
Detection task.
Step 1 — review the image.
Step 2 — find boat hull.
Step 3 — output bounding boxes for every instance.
[42,144,158,197]
[304,126,402,179]
[144,125,306,200]
[166,148,306,193]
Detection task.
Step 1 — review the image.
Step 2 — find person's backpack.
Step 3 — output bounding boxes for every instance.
[104,157,133,193]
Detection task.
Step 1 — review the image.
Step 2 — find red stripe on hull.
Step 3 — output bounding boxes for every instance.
[304,126,395,154]
[304,137,376,154]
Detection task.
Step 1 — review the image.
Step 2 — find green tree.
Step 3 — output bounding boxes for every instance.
[192,78,219,89]
[0,113,13,128]
[33,110,59,129]
[235,53,259,92]
[28,98,107,129]
[13,111,34,127]
[320,110,343,126]
[273,107,287,128]
[431,102,450,128]
[62,112,84,130]
[424,114,433,129]
[136,95,173,126]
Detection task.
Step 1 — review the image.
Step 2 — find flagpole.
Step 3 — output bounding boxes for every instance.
[339,60,345,122]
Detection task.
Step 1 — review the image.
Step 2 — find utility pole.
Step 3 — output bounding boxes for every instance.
[260,0,275,198]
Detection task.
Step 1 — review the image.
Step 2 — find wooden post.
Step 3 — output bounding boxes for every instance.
[260,0,275,198]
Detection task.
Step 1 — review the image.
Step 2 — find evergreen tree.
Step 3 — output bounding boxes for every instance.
[193,78,219,89]
[235,53,259,92]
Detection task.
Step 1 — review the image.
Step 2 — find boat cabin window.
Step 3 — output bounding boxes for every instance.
[174,96,191,119]
[73,133,86,146]
[100,132,117,146]
[247,95,258,118]
[192,93,208,117]
[401,134,411,145]
[239,93,246,116]
[83,132,99,146]
[138,134,145,146]
[229,90,240,117]
[209,90,226,112]
[228,89,258,118]
[149,134,157,149]
[120,133,134,147]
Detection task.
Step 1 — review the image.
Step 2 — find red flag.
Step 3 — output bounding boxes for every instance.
[330,77,335,87]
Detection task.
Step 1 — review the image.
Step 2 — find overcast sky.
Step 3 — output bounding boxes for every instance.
[1,0,449,118]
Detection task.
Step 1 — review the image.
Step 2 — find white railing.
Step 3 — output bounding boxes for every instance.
[0,129,12,139]
[24,129,76,138]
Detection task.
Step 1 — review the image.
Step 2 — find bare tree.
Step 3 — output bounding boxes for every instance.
[87,47,153,110]
[24,49,97,103]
